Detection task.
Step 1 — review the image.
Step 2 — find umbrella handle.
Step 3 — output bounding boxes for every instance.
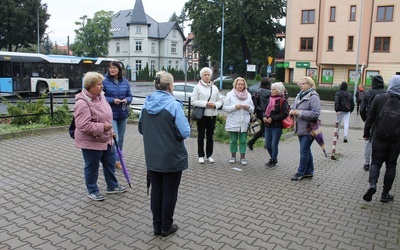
[113,137,119,149]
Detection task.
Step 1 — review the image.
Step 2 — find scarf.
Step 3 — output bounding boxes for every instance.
[234,88,249,101]
[265,95,282,117]
[299,88,314,101]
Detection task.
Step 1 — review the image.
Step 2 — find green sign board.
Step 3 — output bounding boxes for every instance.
[276,62,289,68]
[296,62,310,68]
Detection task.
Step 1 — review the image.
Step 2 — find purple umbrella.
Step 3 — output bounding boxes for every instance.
[307,120,328,157]
[113,138,131,188]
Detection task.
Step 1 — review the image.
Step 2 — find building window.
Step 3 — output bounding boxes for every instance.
[135,41,142,51]
[377,6,394,22]
[168,60,172,69]
[330,7,336,22]
[172,29,177,37]
[151,42,155,53]
[328,36,334,51]
[136,26,141,33]
[171,42,177,53]
[150,60,155,72]
[302,10,315,24]
[175,61,179,70]
[136,60,142,71]
[347,36,354,51]
[116,42,120,53]
[350,5,356,21]
[300,37,313,51]
[374,37,390,52]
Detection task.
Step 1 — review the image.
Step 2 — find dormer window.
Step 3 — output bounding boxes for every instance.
[136,26,141,33]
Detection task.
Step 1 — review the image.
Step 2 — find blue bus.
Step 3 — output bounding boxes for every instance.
[0,51,121,94]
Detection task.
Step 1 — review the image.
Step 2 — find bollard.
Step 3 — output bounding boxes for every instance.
[331,122,339,159]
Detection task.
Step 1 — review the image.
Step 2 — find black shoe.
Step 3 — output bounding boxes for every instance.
[343,137,348,143]
[303,174,313,178]
[247,143,254,150]
[154,231,161,236]
[161,224,178,237]
[380,194,394,203]
[291,173,303,181]
[363,186,376,202]
[363,164,369,171]
[265,159,276,168]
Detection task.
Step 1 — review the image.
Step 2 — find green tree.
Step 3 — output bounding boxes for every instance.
[42,34,53,54]
[169,9,186,31]
[70,11,112,57]
[0,0,50,51]
[184,0,286,76]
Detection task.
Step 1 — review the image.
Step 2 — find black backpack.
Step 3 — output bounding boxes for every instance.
[374,94,400,143]
[339,92,352,112]
[251,90,259,111]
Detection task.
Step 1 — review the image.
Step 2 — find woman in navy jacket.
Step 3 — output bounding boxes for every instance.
[102,61,133,169]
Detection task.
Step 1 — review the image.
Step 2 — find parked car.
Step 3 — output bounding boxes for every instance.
[213,76,233,82]
[173,82,225,104]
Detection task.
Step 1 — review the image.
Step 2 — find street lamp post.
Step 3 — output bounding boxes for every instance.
[208,0,224,90]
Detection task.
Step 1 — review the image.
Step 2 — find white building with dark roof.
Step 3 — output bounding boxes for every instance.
[107,0,185,77]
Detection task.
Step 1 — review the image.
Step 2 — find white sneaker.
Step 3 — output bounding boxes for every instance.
[240,159,247,165]
[229,157,236,164]
[207,157,214,163]
[199,157,205,164]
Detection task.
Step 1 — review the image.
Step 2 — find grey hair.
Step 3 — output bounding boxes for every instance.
[154,71,174,90]
[271,82,286,94]
[200,67,212,77]
[83,72,104,90]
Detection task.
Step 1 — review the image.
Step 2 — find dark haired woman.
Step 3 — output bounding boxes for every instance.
[103,61,132,169]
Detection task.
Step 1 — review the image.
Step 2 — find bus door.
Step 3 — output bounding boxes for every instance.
[0,61,13,93]
[11,62,22,91]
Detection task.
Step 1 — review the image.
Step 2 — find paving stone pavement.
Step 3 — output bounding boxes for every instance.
[0,106,399,250]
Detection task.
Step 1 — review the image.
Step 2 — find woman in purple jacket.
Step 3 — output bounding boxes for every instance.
[74,72,126,201]
[103,61,132,170]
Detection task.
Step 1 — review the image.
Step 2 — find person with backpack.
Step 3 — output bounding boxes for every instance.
[355,86,365,115]
[334,81,354,143]
[247,77,271,150]
[362,75,400,203]
[359,74,385,171]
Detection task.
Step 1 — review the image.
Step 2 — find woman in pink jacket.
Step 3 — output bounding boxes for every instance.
[74,72,126,201]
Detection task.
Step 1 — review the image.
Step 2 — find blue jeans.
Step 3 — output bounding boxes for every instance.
[265,127,282,161]
[81,144,119,194]
[297,135,315,175]
[113,118,128,161]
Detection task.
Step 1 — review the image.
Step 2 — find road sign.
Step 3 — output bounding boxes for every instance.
[268,56,273,65]
[267,66,272,73]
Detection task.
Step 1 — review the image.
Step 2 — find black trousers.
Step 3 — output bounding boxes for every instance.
[248,110,265,146]
[196,116,217,158]
[149,170,182,232]
[369,139,400,194]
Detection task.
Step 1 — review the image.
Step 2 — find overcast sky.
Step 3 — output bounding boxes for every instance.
[44,0,189,45]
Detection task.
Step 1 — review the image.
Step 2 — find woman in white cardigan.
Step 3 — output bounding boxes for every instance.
[191,67,223,164]
[223,77,254,165]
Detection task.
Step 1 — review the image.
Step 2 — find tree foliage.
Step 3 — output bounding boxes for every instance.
[169,9,186,32]
[0,0,50,52]
[70,11,112,57]
[184,0,286,76]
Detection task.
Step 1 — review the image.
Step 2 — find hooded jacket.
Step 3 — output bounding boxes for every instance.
[74,89,113,150]
[102,74,133,120]
[334,81,354,112]
[139,90,191,173]
[360,75,386,121]
[364,75,400,139]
